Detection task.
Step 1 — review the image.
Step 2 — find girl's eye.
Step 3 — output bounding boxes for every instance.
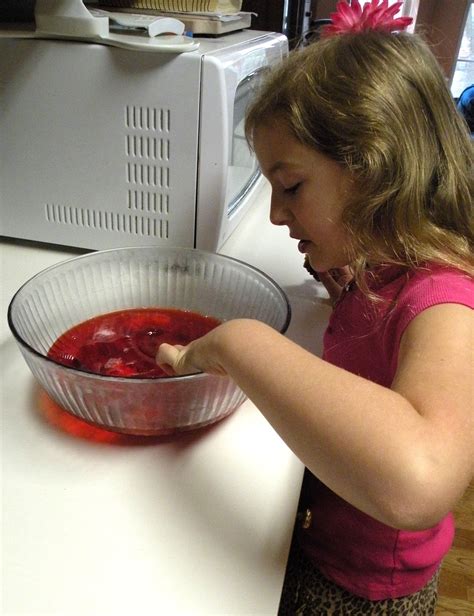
[284,183,301,194]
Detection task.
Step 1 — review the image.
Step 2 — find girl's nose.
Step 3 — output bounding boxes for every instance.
[269,194,291,227]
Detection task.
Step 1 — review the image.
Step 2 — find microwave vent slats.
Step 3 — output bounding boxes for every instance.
[128,190,170,215]
[124,105,170,133]
[44,203,170,239]
[126,135,170,161]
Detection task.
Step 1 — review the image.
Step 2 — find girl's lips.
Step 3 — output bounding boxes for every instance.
[297,239,311,254]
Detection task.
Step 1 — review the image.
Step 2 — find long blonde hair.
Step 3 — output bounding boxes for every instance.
[245,31,474,286]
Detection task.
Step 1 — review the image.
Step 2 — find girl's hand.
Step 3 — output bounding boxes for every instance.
[303,256,353,304]
[155,343,190,376]
[156,325,229,377]
[317,267,354,304]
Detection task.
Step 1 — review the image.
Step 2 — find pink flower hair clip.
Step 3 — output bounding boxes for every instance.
[322,0,413,37]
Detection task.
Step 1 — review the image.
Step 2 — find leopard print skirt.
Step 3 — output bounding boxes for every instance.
[278,538,440,616]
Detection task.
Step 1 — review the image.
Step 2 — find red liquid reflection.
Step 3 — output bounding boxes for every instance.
[48,308,220,378]
[36,389,226,446]
[38,389,147,444]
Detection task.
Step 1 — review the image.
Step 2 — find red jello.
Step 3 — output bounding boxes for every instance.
[47,308,221,378]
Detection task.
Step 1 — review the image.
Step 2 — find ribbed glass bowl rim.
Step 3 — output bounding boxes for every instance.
[7,246,292,383]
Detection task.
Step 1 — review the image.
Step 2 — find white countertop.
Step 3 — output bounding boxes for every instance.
[1,181,331,616]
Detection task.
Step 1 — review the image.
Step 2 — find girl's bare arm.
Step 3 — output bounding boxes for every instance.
[157,303,473,530]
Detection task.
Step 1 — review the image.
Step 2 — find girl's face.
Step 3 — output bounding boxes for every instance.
[253,119,353,273]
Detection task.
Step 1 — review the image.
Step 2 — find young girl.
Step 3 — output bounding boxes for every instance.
[157,1,474,613]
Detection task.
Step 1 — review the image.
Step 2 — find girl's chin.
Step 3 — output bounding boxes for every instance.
[303,251,321,272]
[305,254,334,275]
[304,248,345,274]
[298,242,322,267]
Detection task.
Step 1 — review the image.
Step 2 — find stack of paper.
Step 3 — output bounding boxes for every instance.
[95,1,243,15]
[90,1,253,35]
[111,11,253,35]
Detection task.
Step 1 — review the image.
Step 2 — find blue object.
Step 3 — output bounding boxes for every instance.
[457,84,474,133]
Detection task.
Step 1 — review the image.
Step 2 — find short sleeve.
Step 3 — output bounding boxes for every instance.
[384,268,474,379]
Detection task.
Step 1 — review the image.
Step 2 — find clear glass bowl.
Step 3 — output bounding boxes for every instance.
[8,246,291,435]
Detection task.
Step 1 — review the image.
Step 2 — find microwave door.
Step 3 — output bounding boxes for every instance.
[226,72,262,217]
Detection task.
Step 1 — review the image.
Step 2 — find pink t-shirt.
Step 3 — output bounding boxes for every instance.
[301,264,473,600]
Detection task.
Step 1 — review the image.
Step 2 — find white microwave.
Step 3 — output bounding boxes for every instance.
[0,30,287,251]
